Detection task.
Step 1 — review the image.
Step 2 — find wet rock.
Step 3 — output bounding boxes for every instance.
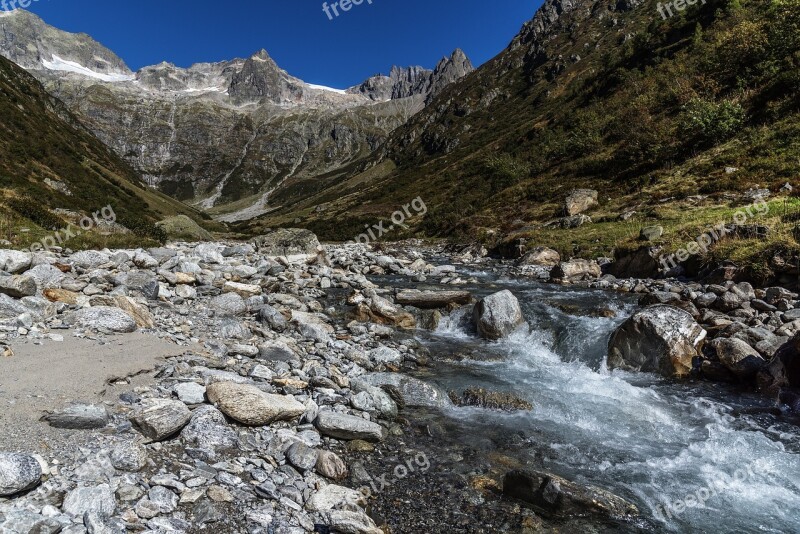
[551,260,602,282]
[449,387,533,411]
[473,290,525,340]
[314,412,386,442]
[0,453,42,496]
[65,306,137,333]
[395,289,472,309]
[608,305,707,377]
[503,469,638,519]
[110,442,148,472]
[360,373,451,409]
[316,450,348,480]
[565,189,598,216]
[709,338,765,378]
[206,382,305,425]
[758,332,800,394]
[0,275,36,298]
[130,399,192,441]
[44,403,108,429]
[62,484,116,517]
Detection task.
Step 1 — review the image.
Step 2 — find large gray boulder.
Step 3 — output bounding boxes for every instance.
[44,404,108,429]
[473,290,525,340]
[206,382,305,426]
[130,399,192,441]
[0,250,32,274]
[359,373,451,410]
[0,275,36,298]
[551,259,602,282]
[253,229,321,257]
[65,306,137,333]
[314,412,386,442]
[0,453,42,496]
[709,338,765,378]
[608,305,706,377]
[62,484,116,517]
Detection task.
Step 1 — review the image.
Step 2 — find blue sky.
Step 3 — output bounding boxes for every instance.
[19,0,538,88]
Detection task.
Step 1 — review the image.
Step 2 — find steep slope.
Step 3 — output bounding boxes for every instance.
[0,9,474,220]
[0,53,213,245]
[246,0,800,261]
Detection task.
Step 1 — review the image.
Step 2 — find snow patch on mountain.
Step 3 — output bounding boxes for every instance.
[41,54,134,82]
[306,83,347,95]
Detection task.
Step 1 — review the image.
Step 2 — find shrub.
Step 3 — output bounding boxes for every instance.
[484,154,532,192]
[681,98,746,146]
[7,197,64,230]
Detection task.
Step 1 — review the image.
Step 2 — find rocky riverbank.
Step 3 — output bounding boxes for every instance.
[0,234,798,533]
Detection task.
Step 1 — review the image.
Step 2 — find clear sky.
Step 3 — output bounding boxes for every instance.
[18,0,539,88]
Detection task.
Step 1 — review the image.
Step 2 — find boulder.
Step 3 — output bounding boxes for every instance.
[503,470,638,519]
[326,510,383,534]
[130,399,192,441]
[0,250,32,274]
[253,229,321,257]
[181,405,238,451]
[26,264,65,290]
[65,306,137,333]
[0,453,42,496]
[89,295,155,328]
[559,214,592,229]
[517,247,561,267]
[565,189,598,216]
[395,289,472,309]
[757,332,800,395]
[291,310,335,342]
[68,250,110,269]
[607,247,661,279]
[314,412,386,442]
[709,338,765,378]
[62,484,116,517]
[210,292,247,316]
[206,382,305,426]
[223,281,261,298]
[257,304,288,332]
[639,226,664,241]
[316,451,349,480]
[0,275,36,298]
[285,442,318,472]
[360,373,451,409]
[110,442,148,472]
[608,305,707,377]
[44,404,108,429]
[551,260,602,282]
[473,290,525,340]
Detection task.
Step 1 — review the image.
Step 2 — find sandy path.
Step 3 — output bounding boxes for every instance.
[0,333,188,453]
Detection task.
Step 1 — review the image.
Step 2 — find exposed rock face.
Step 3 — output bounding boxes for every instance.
[608,305,707,377]
[0,453,42,496]
[473,290,525,339]
[0,10,472,217]
[503,470,639,519]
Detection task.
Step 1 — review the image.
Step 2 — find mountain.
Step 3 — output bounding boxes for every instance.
[243,0,800,268]
[0,52,213,246]
[0,9,474,222]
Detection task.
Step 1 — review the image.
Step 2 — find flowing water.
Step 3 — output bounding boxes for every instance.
[382,264,800,533]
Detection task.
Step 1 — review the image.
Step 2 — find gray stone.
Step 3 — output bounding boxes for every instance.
[181,405,238,450]
[551,260,602,282]
[395,289,472,309]
[206,382,305,426]
[0,275,36,298]
[285,442,318,472]
[326,510,383,534]
[473,290,525,340]
[565,189,598,216]
[63,484,116,517]
[45,404,108,429]
[65,306,137,333]
[0,250,32,273]
[360,373,450,409]
[314,412,385,442]
[110,442,148,472]
[316,451,348,480]
[130,399,192,441]
[258,304,288,332]
[0,453,42,496]
[710,338,766,378]
[210,292,246,316]
[174,382,206,405]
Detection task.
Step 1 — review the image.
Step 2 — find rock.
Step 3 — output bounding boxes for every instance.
[305,484,361,512]
[395,289,472,309]
[362,289,416,329]
[156,215,212,241]
[210,292,247,316]
[314,412,386,442]
[89,295,155,328]
[360,373,451,409]
[608,247,661,279]
[559,214,592,228]
[639,226,664,241]
[194,243,225,263]
[130,399,192,441]
[26,264,66,290]
[608,305,707,377]
[110,442,148,472]
[257,304,288,331]
[223,281,261,298]
[258,339,297,362]
[517,247,560,267]
[757,333,800,394]
[44,404,108,429]
[0,250,32,273]
[0,453,42,496]
[206,382,305,425]
[326,510,383,534]
[65,306,137,333]
[121,271,160,299]
[285,442,318,472]
[173,382,207,405]
[565,189,598,215]
[551,260,602,282]
[316,451,348,480]
[253,228,321,257]
[473,290,525,340]
[448,387,532,411]
[181,405,238,450]
[369,345,403,366]
[291,310,335,342]
[0,275,36,298]
[68,250,110,269]
[62,484,116,517]
[503,470,638,519]
[709,338,765,378]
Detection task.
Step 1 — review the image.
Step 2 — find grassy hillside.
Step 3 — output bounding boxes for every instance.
[0,54,220,249]
[245,0,800,274]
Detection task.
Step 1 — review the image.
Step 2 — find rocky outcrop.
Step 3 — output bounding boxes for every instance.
[608,305,707,377]
[565,189,598,216]
[517,247,561,267]
[473,290,525,340]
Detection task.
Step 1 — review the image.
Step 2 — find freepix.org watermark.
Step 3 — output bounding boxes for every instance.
[1,0,39,12]
[26,205,116,253]
[322,0,373,20]
[348,196,427,245]
[352,451,431,505]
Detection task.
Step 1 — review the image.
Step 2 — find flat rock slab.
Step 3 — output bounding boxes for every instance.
[314,412,386,442]
[395,289,472,309]
[44,403,108,429]
[206,382,305,426]
[0,333,188,452]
